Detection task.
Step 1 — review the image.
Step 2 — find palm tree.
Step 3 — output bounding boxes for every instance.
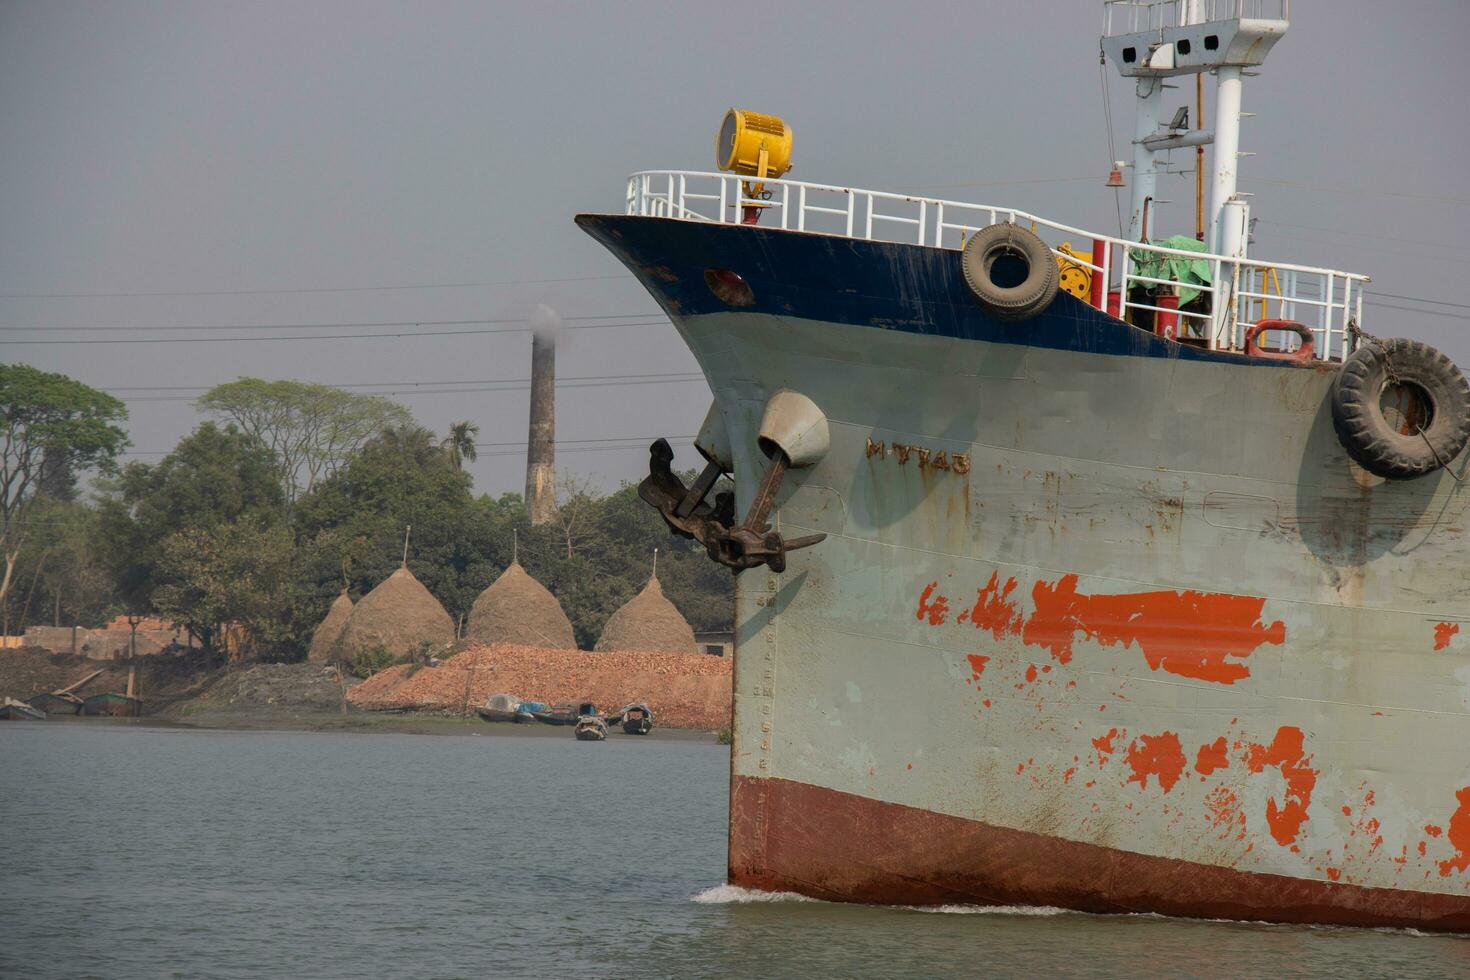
[442,421,480,470]
[373,424,440,467]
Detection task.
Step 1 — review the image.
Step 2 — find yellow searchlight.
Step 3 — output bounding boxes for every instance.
[716,109,793,178]
[716,109,792,224]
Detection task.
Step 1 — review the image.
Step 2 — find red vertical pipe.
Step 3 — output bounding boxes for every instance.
[1156,294,1180,340]
[1090,239,1107,310]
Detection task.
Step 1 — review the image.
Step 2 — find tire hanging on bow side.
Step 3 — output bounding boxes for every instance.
[961,223,1060,322]
[1331,336,1470,480]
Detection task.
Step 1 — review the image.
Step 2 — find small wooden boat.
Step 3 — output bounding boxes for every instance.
[1,697,46,721]
[82,692,142,718]
[515,701,547,724]
[477,693,522,723]
[614,703,655,735]
[574,715,608,741]
[533,701,597,726]
[28,692,83,716]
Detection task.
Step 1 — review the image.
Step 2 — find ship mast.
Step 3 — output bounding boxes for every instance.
[1101,0,1290,343]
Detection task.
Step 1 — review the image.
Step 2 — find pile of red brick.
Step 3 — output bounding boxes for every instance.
[347,643,732,730]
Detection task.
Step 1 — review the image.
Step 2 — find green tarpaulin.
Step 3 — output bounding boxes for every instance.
[1128,235,1212,304]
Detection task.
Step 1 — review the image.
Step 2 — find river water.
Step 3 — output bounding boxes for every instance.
[2,724,1466,979]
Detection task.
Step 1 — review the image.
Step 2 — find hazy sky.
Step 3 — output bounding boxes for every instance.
[3,0,1467,497]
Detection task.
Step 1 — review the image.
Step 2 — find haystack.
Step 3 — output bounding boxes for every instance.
[595,574,697,654]
[307,590,354,662]
[334,565,455,661]
[464,560,576,650]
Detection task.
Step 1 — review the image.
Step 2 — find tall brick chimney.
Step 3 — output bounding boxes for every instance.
[525,309,558,525]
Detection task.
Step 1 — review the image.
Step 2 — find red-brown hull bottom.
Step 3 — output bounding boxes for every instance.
[729,776,1470,933]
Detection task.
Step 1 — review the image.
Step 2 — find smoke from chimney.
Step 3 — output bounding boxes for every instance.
[525,304,559,525]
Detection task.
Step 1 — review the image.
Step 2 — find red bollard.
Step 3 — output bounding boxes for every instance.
[1090,239,1107,310]
[1155,294,1180,339]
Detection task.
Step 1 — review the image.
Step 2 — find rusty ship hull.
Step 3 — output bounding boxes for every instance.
[577,213,1470,930]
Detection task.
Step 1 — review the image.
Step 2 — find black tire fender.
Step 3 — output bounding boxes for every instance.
[961,223,1060,322]
[1331,337,1470,480]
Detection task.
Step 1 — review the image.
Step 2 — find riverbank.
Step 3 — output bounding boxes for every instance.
[32,707,723,740]
[1,645,731,737]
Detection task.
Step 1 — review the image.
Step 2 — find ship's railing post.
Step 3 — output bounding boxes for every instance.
[797,185,807,231]
[864,193,874,239]
[1323,271,1334,345]
[1324,271,1336,360]
[1353,285,1364,353]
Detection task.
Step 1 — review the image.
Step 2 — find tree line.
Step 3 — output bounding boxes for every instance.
[1,364,733,656]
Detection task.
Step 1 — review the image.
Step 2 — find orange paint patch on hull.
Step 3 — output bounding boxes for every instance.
[1021,574,1285,683]
[1439,787,1470,878]
[1434,622,1459,651]
[1204,785,1241,833]
[1092,727,1120,767]
[1245,726,1319,848]
[1124,731,1186,794]
[1195,736,1229,776]
[916,582,949,625]
[967,572,1023,638]
[965,654,989,679]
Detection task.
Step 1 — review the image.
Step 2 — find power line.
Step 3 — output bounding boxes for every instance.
[474,435,694,449]
[117,434,698,458]
[105,370,702,393]
[1363,301,1467,322]
[1253,229,1461,267]
[0,274,632,300]
[904,175,1096,193]
[1364,290,1470,311]
[1254,177,1470,207]
[0,312,658,333]
[2,319,672,345]
[117,375,707,402]
[1255,219,1470,255]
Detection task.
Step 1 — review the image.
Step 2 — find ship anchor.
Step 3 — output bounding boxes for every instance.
[638,438,825,573]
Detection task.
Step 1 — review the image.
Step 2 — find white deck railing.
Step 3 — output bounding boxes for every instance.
[625,169,1368,362]
[1103,0,1290,36]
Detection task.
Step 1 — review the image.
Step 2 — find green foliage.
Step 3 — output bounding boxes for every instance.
[442,421,480,470]
[352,645,398,678]
[98,422,284,618]
[3,497,119,630]
[292,426,495,623]
[715,726,733,745]
[197,378,413,506]
[150,514,298,657]
[4,369,736,657]
[0,364,128,607]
